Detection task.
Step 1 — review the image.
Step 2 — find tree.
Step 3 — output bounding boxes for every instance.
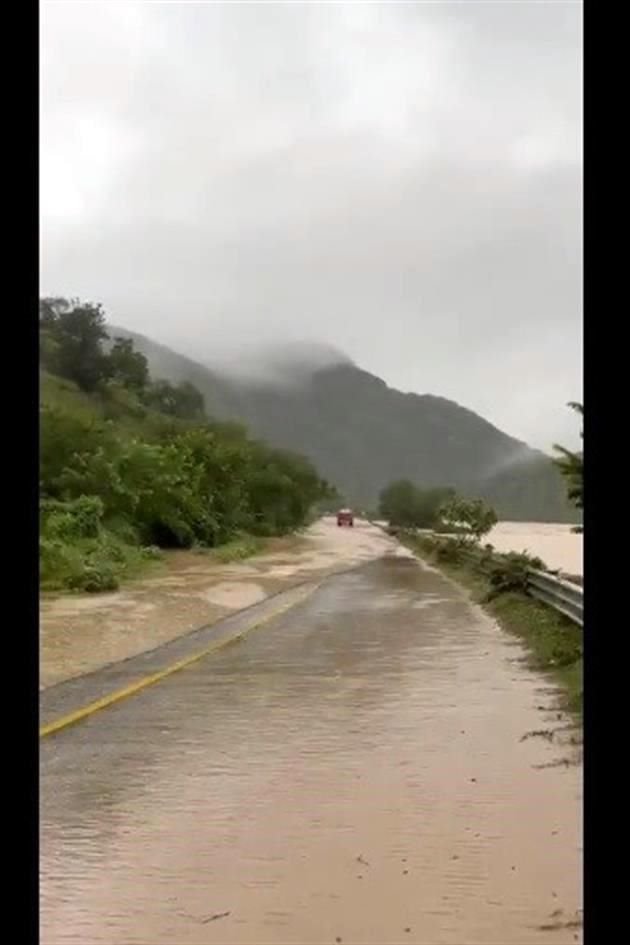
[40,298,111,391]
[108,337,149,390]
[39,405,111,498]
[143,379,205,419]
[39,297,72,327]
[438,496,497,543]
[553,402,583,511]
[379,480,418,527]
[379,480,455,529]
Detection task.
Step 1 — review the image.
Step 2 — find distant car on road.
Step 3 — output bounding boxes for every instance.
[337,508,354,527]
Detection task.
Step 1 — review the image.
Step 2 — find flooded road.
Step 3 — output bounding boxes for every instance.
[40,519,393,689]
[40,534,582,944]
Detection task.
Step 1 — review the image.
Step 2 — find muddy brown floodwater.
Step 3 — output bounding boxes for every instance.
[40,522,582,944]
[40,518,393,689]
[486,522,583,576]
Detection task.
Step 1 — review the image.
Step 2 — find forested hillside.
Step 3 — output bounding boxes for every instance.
[39,299,335,592]
[111,326,579,523]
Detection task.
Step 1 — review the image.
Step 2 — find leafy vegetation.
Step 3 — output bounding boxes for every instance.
[553,402,583,512]
[39,496,161,592]
[378,481,497,542]
[378,480,455,529]
[40,298,335,593]
[438,495,498,542]
[109,326,581,523]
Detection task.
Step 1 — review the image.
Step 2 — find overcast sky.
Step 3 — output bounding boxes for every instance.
[40,0,582,452]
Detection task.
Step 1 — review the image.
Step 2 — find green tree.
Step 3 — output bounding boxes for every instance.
[379,480,417,527]
[553,402,583,511]
[39,296,337,590]
[39,297,72,327]
[108,337,149,390]
[246,446,329,535]
[39,405,112,498]
[143,379,205,419]
[40,298,110,391]
[438,496,497,543]
[379,480,455,528]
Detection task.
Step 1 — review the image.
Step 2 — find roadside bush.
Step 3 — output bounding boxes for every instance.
[67,560,119,593]
[105,515,142,546]
[438,496,498,543]
[40,495,105,541]
[484,551,546,600]
[39,536,80,588]
[39,494,165,593]
[434,538,465,564]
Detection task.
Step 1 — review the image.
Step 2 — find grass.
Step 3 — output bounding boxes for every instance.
[402,533,583,720]
[40,370,102,421]
[40,369,187,440]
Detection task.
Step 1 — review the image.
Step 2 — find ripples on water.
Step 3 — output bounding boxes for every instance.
[41,556,582,944]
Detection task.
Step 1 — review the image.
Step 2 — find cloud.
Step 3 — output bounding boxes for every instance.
[40,0,582,452]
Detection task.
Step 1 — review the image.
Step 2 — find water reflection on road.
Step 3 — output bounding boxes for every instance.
[41,553,582,944]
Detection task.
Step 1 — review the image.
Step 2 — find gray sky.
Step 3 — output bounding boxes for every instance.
[40,0,582,452]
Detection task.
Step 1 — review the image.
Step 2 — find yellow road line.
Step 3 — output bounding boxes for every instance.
[40,583,319,739]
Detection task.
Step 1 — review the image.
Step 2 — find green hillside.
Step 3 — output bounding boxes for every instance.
[39,299,334,592]
[111,326,579,523]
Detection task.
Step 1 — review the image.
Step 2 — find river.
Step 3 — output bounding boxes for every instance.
[486,523,583,576]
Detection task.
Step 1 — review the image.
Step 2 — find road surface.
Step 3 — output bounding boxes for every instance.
[40,521,582,944]
[40,518,394,689]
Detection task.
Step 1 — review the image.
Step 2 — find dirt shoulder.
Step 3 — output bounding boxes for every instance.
[40,518,396,689]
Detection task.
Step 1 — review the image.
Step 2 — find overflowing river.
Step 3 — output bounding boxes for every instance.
[486,522,583,575]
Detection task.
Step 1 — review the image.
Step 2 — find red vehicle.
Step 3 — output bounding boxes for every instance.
[337,508,354,527]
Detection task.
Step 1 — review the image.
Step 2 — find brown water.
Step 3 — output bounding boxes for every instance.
[486,523,583,576]
[40,545,582,944]
[40,520,394,689]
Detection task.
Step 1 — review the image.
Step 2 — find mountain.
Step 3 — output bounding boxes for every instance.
[109,326,579,523]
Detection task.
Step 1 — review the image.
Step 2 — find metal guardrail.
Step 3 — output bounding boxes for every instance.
[526,570,583,626]
[378,524,584,627]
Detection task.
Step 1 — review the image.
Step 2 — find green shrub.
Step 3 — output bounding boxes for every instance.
[484,551,546,599]
[40,495,105,541]
[68,561,119,593]
[434,538,464,564]
[39,536,80,588]
[105,515,141,546]
[438,496,498,542]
